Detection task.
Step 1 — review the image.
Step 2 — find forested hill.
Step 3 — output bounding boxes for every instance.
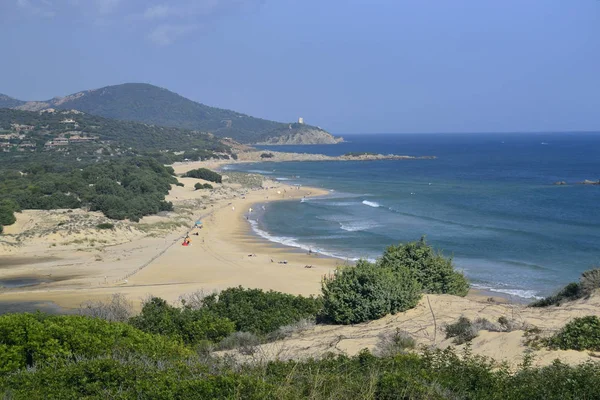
[0,94,24,109]
[0,108,233,168]
[12,83,341,144]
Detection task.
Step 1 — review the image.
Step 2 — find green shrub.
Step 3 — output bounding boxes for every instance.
[445,316,479,344]
[379,237,469,297]
[0,313,190,374]
[129,297,234,345]
[202,287,323,335]
[547,316,600,351]
[321,260,422,324]
[531,268,600,307]
[217,331,262,354]
[184,168,222,183]
[260,153,274,159]
[194,182,213,190]
[96,222,115,230]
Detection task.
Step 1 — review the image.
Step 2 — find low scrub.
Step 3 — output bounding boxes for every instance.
[129,297,234,345]
[78,293,133,322]
[375,329,416,357]
[3,347,600,399]
[0,313,189,374]
[202,287,323,335]
[96,222,115,230]
[445,316,525,345]
[531,268,600,307]
[194,182,213,190]
[184,168,222,183]
[217,331,262,355]
[546,316,600,351]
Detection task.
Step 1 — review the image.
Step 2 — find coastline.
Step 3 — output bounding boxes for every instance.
[2,159,600,367]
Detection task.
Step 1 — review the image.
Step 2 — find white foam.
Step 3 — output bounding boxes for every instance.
[339,221,379,232]
[471,284,542,300]
[248,219,359,261]
[362,200,380,208]
[275,177,291,181]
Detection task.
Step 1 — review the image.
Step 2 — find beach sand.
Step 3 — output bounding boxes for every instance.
[0,171,339,311]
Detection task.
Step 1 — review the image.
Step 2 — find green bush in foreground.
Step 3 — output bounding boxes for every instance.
[321,260,422,324]
[129,297,235,345]
[547,316,600,351]
[0,313,190,374]
[96,222,114,230]
[380,237,470,297]
[3,347,600,399]
[202,287,323,335]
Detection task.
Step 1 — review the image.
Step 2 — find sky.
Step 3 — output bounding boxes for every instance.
[1,0,599,134]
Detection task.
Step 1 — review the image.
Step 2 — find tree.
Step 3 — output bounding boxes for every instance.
[321,261,422,325]
[379,237,469,297]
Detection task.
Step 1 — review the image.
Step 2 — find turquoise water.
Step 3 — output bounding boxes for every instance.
[227,133,600,299]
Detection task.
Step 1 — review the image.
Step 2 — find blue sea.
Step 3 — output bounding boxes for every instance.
[226,133,600,300]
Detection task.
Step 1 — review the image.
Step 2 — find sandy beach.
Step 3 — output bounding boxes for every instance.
[0,165,340,311]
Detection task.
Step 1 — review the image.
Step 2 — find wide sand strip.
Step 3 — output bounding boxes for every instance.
[0,176,339,310]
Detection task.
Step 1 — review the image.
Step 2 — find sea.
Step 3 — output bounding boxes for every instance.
[225,133,600,300]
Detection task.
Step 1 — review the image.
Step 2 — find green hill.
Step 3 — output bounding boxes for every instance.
[0,94,24,109]
[13,83,340,144]
[0,108,233,168]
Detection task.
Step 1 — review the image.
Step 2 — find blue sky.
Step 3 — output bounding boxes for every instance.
[1,0,599,134]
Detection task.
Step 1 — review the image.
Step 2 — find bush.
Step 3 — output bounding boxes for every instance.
[260,153,274,159]
[194,182,213,190]
[217,331,262,354]
[0,313,190,374]
[531,268,600,307]
[184,168,222,183]
[129,297,235,345]
[547,316,600,351]
[379,237,469,297]
[321,260,422,324]
[202,287,323,335]
[78,294,133,322]
[445,316,479,344]
[375,329,416,357]
[96,222,115,230]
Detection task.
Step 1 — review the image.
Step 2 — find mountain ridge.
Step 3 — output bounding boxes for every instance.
[9,83,341,145]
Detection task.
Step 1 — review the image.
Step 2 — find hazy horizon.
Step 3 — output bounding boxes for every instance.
[2,0,599,134]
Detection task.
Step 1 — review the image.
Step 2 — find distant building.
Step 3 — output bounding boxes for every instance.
[298,117,304,124]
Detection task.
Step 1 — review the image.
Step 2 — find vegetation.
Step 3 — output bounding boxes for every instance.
[129,297,234,345]
[260,152,274,158]
[184,168,222,183]
[194,182,213,190]
[0,312,190,374]
[0,108,233,160]
[531,268,600,307]
[546,316,600,351]
[320,239,468,325]
[321,260,422,324]
[0,157,176,225]
[201,287,323,335]
[2,343,600,399]
[379,237,469,296]
[445,316,526,345]
[96,222,114,230]
[16,83,332,144]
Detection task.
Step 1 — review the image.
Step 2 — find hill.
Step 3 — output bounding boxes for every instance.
[12,83,341,145]
[0,94,24,109]
[0,108,233,168]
